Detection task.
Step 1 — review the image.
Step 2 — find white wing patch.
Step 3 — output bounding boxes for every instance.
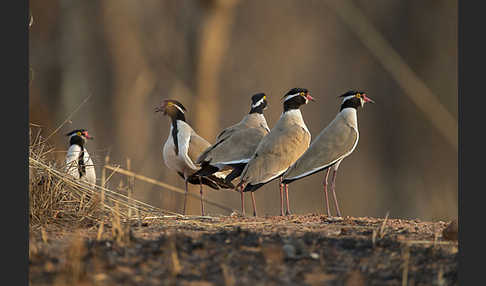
[217,158,251,165]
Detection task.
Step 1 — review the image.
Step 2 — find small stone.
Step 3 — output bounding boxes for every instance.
[94,273,108,281]
[442,219,458,241]
[282,244,296,259]
[310,252,319,259]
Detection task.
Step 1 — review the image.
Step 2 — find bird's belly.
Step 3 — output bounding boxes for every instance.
[163,140,193,176]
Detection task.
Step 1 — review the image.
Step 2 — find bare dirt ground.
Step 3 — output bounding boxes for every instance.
[29,214,458,286]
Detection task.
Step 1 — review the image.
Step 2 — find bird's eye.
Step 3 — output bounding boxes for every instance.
[77,132,82,136]
[300,92,305,96]
[356,93,361,98]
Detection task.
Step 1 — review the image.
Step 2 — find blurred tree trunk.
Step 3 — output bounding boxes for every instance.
[29,0,61,148]
[101,0,157,205]
[193,0,239,140]
[184,0,239,214]
[58,1,113,165]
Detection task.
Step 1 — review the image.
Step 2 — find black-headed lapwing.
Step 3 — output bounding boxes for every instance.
[194,93,270,216]
[282,90,374,217]
[237,88,314,216]
[65,129,96,185]
[156,99,232,216]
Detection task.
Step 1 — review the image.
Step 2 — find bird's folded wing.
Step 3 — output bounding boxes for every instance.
[284,119,358,180]
[196,125,237,164]
[186,131,212,170]
[215,124,237,142]
[241,126,310,185]
[201,127,268,165]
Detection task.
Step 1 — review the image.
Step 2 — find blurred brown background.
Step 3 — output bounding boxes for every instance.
[29,0,457,221]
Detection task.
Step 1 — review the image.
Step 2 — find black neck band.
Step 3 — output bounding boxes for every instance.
[69,135,84,147]
[340,97,361,111]
[284,101,302,112]
[249,104,265,114]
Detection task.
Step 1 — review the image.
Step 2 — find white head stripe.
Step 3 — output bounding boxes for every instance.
[341,95,355,103]
[251,98,265,108]
[172,104,185,114]
[283,93,301,102]
[69,132,83,138]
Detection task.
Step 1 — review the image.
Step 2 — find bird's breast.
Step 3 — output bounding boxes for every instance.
[162,134,193,175]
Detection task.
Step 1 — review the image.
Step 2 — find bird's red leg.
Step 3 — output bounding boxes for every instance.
[323,168,331,216]
[251,191,257,217]
[183,179,188,215]
[239,185,245,216]
[279,177,284,216]
[330,170,342,217]
[199,177,205,216]
[285,184,291,216]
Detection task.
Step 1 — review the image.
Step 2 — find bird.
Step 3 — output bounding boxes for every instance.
[282,90,374,217]
[65,129,96,185]
[155,99,233,216]
[194,92,271,216]
[237,88,314,216]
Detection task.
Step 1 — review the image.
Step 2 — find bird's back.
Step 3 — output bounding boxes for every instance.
[187,132,212,164]
[197,115,269,165]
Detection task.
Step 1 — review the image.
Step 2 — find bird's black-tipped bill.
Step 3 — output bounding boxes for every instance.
[83,131,94,139]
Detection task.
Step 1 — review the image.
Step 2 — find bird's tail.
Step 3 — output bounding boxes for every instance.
[242,182,265,193]
[224,163,246,185]
[209,174,234,189]
[192,161,220,177]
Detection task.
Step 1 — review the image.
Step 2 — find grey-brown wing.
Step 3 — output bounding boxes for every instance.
[241,125,310,185]
[196,125,238,164]
[202,127,268,164]
[188,132,212,164]
[284,119,358,181]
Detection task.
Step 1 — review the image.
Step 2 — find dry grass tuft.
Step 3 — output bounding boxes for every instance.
[29,126,170,230]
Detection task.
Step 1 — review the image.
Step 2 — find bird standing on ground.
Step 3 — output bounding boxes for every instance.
[237,88,314,216]
[194,93,270,216]
[65,129,96,185]
[156,99,232,216]
[282,90,374,217]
